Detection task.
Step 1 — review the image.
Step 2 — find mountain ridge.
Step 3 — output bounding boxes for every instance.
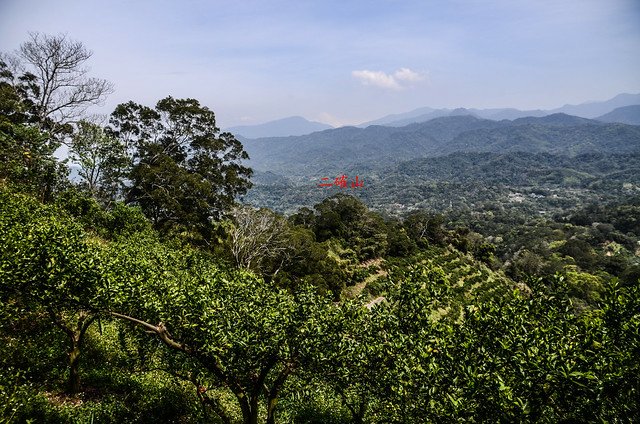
[227,93,640,138]
[357,93,640,128]
[242,114,640,175]
[596,105,640,125]
[227,116,333,139]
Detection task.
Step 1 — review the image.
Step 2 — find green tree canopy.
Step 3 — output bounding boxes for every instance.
[0,59,68,200]
[109,97,252,240]
[69,120,128,202]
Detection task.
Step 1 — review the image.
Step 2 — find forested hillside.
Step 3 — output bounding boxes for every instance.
[241,114,640,176]
[597,105,640,125]
[1,34,639,423]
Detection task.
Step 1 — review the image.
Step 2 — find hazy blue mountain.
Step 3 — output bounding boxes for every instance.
[360,106,437,127]
[227,116,333,138]
[377,107,549,125]
[548,93,640,118]
[242,115,504,174]
[510,113,598,127]
[444,122,640,156]
[477,94,640,120]
[476,108,547,120]
[242,114,640,177]
[370,109,450,127]
[362,107,484,128]
[596,105,640,125]
[356,93,640,127]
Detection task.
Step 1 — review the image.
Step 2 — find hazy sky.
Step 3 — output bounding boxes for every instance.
[1,0,639,127]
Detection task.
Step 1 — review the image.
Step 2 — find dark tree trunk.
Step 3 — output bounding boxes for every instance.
[338,389,367,424]
[235,392,257,424]
[264,362,293,424]
[199,389,232,424]
[51,311,97,394]
[67,334,82,393]
[248,394,259,424]
[354,406,365,424]
[266,396,278,424]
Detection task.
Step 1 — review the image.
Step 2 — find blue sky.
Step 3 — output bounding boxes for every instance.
[1,0,639,127]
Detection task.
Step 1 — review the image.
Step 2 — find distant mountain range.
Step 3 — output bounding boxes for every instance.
[596,105,640,125]
[226,116,332,139]
[226,93,639,139]
[242,113,640,176]
[359,93,640,127]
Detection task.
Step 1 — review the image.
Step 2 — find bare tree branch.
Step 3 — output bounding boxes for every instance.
[109,311,186,352]
[229,206,291,274]
[17,33,114,130]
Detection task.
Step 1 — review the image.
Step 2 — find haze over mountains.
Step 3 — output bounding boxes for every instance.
[227,116,332,138]
[239,94,640,216]
[242,113,640,176]
[229,93,640,138]
[596,105,640,126]
[359,94,640,127]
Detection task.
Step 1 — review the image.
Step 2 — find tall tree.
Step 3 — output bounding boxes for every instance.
[0,192,104,393]
[1,33,112,199]
[0,58,67,200]
[109,97,252,240]
[313,194,388,259]
[69,120,128,202]
[14,33,113,133]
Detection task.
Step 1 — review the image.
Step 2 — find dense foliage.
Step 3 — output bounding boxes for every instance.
[1,34,638,423]
[2,188,638,422]
[108,97,252,240]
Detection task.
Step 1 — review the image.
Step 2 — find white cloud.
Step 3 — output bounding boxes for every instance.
[394,67,425,83]
[352,70,401,89]
[352,68,426,89]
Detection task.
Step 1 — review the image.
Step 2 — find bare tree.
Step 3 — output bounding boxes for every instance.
[229,206,292,276]
[17,32,114,131]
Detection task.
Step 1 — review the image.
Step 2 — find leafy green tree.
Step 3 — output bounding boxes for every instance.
[312,194,388,260]
[559,238,596,270]
[105,236,329,424]
[53,188,153,240]
[228,206,341,292]
[0,119,66,200]
[272,225,329,288]
[0,60,68,200]
[0,191,104,393]
[288,207,316,228]
[596,279,640,419]
[0,57,29,124]
[109,97,252,240]
[385,220,415,257]
[472,241,496,265]
[403,211,446,247]
[302,299,386,424]
[408,275,639,422]
[69,120,128,202]
[299,265,451,423]
[369,266,455,423]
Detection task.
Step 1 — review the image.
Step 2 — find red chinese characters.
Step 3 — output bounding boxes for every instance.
[318,177,332,187]
[317,174,364,188]
[334,174,348,188]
